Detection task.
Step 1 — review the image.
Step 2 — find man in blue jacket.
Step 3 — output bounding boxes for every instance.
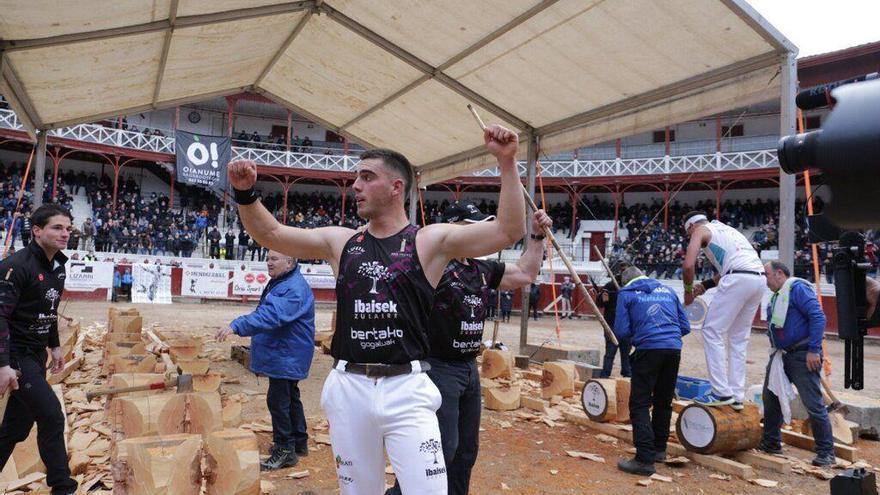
[760,261,834,466]
[614,266,690,476]
[216,250,316,470]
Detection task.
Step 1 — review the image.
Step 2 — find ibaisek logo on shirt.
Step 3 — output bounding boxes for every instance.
[353,299,398,320]
[460,320,483,333]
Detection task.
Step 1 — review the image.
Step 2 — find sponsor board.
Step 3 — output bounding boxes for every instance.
[232,266,269,296]
[181,267,230,298]
[64,261,114,291]
[132,263,172,304]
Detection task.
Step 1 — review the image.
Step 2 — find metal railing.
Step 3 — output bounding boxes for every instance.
[0,108,778,178]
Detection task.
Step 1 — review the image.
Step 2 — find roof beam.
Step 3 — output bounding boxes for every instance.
[254,9,314,87]
[254,87,379,151]
[42,86,251,130]
[321,3,532,132]
[339,0,556,131]
[536,51,781,137]
[0,53,40,138]
[152,0,179,108]
[720,0,798,55]
[0,1,316,52]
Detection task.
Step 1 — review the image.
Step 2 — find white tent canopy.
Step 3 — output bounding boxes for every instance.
[0,0,795,185]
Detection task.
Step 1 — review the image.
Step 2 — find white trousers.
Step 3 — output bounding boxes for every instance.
[701,274,766,402]
[321,362,447,495]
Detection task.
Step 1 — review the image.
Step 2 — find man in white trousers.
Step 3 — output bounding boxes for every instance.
[228,124,525,495]
[682,211,765,410]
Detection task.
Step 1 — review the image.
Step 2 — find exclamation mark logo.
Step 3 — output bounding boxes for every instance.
[210,142,219,168]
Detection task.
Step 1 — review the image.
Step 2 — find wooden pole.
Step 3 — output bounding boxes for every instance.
[466,104,617,345]
[593,245,620,290]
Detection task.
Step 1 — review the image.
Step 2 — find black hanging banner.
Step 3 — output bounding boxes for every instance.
[174,130,231,191]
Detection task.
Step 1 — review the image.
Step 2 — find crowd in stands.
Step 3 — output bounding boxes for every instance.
[1,161,74,254]
[235,130,316,153]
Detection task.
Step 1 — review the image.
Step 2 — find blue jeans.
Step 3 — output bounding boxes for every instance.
[266,378,308,451]
[388,358,481,495]
[601,331,632,378]
[761,350,834,457]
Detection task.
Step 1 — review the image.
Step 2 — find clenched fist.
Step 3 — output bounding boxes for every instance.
[484,124,519,162]
[228,160,258,190]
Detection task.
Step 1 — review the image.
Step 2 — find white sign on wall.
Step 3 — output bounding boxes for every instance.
[64,261,114,291]
[181,267,229,298]
[232,266,269,296]
[132,263,172,304]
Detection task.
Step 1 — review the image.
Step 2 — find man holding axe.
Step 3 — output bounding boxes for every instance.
[387,202,551,495]
[760,261,835,467]
[0,204,77,494]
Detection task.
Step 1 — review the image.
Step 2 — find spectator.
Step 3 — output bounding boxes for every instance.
[207,227,221,259]
[81,218,95,251]
[237,230,250,260]
[528,283,541,320]
[499,290,513,322]
[216,251,315,470]
[224,229,235,260]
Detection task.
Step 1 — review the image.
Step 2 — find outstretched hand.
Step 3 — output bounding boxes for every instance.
[228,160,258,190]
[483,124,519,162]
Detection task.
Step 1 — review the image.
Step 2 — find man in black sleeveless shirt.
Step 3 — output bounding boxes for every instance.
[387,202,551,495]
[229,124,525,495]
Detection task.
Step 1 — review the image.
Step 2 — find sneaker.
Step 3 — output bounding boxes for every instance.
[694,393,735,407]
[295,444,309,457]
[812,453,836,467]
[617,458,656,476]
[260,447,298,471]
[654,451,667,463]
[756,442,784,455]
[730,401,744,411]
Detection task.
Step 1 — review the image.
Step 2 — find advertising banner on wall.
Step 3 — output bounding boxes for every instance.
[174,130,230,191]
[181,267,230,298]
[64,261,115,291]
[131,263,172,304]
[232,266,269,297]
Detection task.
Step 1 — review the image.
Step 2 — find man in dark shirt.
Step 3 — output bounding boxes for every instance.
[237,230,250,260]
[0,204,77,494]
[597,274,631,378]
[224,229,235,260]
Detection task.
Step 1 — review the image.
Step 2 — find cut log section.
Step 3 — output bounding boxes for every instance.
[114,392,223,438]
[106,332,145,344]
[676,403,761,454]
[205,429,260,495]
[112,315,143,334]
[176,359,210,375]
[484,384,521,411]
[167,338,203,362]
[107,342,147,358]
[481,349,514,379]
[191,372,223,393]
[111,354,158,374]
[541,361,576,399]
[119,433,202,495]
[581,378,631,423]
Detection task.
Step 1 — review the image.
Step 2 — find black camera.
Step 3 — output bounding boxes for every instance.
[777,76,880,390]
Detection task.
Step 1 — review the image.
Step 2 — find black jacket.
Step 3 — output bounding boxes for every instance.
[0,242,67,367]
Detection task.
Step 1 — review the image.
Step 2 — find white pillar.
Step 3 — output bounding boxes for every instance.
[519,134,537,351]
[33,132,47,208]
[778,52,797,269]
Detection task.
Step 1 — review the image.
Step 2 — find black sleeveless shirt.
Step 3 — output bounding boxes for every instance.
[331,224,435,364]
[429,258,505,361]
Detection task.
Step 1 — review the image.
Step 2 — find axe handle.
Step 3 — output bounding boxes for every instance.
[819,375,842,407]
[86,380,174,401]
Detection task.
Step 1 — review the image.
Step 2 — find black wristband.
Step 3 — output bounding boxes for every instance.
[530,234,545,241]
[233,187,258,205]
[700,278,717,290]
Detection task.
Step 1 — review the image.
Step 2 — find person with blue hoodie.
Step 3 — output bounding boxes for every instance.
[614,266,690,476]
[216,250,316,471]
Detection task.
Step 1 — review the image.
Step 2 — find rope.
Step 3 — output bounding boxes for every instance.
[2,146,36,258]
[417,186,427,228]
[535,158,562,340]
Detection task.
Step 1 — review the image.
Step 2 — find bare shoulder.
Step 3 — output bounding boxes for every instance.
[317,226,358,252]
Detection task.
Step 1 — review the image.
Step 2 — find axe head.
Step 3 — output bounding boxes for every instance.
[175,374,194,393]
[827,401,849,415]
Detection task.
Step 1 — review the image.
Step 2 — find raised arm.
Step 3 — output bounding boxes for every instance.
[423,125,526,261]
[499,210,550,290]
[228,160,352,268]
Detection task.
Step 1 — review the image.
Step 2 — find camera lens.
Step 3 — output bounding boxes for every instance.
[776,130,820,174]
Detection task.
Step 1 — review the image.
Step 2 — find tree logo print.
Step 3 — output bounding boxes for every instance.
[463,295,482,318]
[45,288,60,311]
[357,261,390,294]
[419,439,442,464]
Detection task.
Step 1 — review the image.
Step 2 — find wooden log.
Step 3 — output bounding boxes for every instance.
[107,341,147,358]
[12,427,42,476]
[484,384,521,411]
[676,403,762,454]
[119,433,202,495]
[222,396,243,428]
[167,338,203,362]
[481,349,513,379]
[205,429,260,495]
[176,359,210,375]
[230,345,251,369]
[581,378,630,423]
[802,411,858,445]
[541,361,576,399]
[107,332,144,344]
[521,395,549,414]
[113,315,143,334]
[732,450,791,474]
[48,347,83,385]
[192,372,223,393]
[666,443,755,479]
[781,429,856,462]
[111,354,158,374]
[114,392,223,438]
